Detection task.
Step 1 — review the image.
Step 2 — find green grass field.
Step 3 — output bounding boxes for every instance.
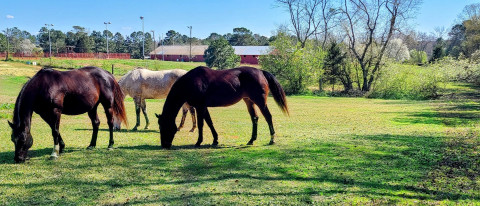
[0,60,479,205]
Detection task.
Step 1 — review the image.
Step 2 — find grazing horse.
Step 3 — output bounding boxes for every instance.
[117,67,196,131]
[156,66,289,149]
[8,67,127,163]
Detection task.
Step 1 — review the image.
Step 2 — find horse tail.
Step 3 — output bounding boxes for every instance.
[112,79,128,127]
[262,70,289,116]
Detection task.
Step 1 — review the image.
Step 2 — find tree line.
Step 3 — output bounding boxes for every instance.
[259,0,480,94]
[0,26,271,59]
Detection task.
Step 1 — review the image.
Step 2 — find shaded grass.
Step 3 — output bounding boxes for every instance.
[0,61,479,205]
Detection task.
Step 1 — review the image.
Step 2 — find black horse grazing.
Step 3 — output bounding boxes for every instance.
[8,66,128,163]
[156,66,289,149]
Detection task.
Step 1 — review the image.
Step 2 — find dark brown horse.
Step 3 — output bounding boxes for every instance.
[8,66,127,163]
[156,66,288,149]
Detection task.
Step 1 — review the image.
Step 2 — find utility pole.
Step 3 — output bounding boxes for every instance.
[187,26,192,61]
[160,34,164,61]
[140,16,145,60]
[104,22,111,59]
[5,28,9,61]
[45,24,54,58]
[151,30,155,60]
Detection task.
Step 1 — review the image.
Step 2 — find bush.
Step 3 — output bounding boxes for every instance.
[259,33,324,94]
[368,64,449,100]
[409,49,428,65]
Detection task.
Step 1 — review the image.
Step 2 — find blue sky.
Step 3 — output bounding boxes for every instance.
[1,0,478,39]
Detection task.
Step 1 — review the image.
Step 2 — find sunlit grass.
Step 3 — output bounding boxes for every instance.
[0,61,479,205]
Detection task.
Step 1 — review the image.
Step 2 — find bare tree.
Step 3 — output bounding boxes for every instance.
[276,0,323,48]
[341,0,421,91]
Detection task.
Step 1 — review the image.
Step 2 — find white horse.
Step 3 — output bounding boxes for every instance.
[117,67,196,131]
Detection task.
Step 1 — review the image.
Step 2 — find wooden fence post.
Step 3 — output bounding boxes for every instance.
[112,64,114,74]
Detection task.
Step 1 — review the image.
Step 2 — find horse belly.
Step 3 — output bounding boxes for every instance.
[206,91,244,107]
[61,94,97,115]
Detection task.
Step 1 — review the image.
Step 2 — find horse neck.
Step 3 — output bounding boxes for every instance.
[13,83,34,132]
[161,92,185,122]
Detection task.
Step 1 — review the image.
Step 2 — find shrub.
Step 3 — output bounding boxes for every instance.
[259,33,324,94]
[409,49,428,65]
[368,64,449,100]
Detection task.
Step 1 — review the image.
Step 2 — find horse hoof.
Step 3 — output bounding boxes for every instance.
[50,155,58,160]
[189,129,195,133]
[247,141,254,145]
[107,147,114,151]
[269,141,275,145]
[195,144,201,148]
[212,142,218,146]
[144,127,149,130]
[132,127,138,131]
[86,146,95,150]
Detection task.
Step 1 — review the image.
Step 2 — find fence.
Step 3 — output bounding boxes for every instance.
[0,52,130,59]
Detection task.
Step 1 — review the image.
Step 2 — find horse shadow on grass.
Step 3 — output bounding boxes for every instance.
[118,144,251,151]
[0,147,78,165]
[74,128,158,133]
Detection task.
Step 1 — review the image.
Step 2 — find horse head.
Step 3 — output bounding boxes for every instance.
[8,120,33,163]
[156,113,177,149]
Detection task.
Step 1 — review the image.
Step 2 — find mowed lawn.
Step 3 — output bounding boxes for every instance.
[0,61,479,205]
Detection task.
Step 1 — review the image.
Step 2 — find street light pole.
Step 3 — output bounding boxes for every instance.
[140,16,144,60]
[187,26,192,61]
[151,30,155,60]
[104,22,111,59]
[45,24,54,57]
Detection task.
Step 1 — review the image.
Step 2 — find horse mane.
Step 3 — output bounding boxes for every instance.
[12,76,34,128]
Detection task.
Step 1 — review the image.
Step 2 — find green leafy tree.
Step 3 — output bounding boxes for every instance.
[0,33,6,52]
[259,32,324,94]
[229,27,256,46]
[113,32,127,53]
[430,38,446,62]
[446,24,466,57]
[164,30,184,45]
[204,38,240,70]
[324,42,352,91]
[91,30,105,53]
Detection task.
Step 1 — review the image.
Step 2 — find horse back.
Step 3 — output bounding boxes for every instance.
[119,68,187,99]
[31,67,111,115]
[177,66,268,107]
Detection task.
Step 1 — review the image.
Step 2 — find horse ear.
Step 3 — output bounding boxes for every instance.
[155,113,161,119]
[7,120,14,129]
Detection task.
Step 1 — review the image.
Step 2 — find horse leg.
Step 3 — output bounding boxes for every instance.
[204,108,218,146]
[58,134,66,154]
[195,106,206,147]
[177,104,188,131]
[87,106,100,149]
[141,99,150,130]
[244,99,259,145]
[258,105,276,145]
[189,106,196,132]
[132,97,141,131]
[104,106,115,149]
[49,108,62,159]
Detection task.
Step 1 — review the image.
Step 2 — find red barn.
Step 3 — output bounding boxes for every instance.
[149,45,271,65]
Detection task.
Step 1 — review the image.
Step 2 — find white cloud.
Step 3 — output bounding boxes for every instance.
[6,15,14,19]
